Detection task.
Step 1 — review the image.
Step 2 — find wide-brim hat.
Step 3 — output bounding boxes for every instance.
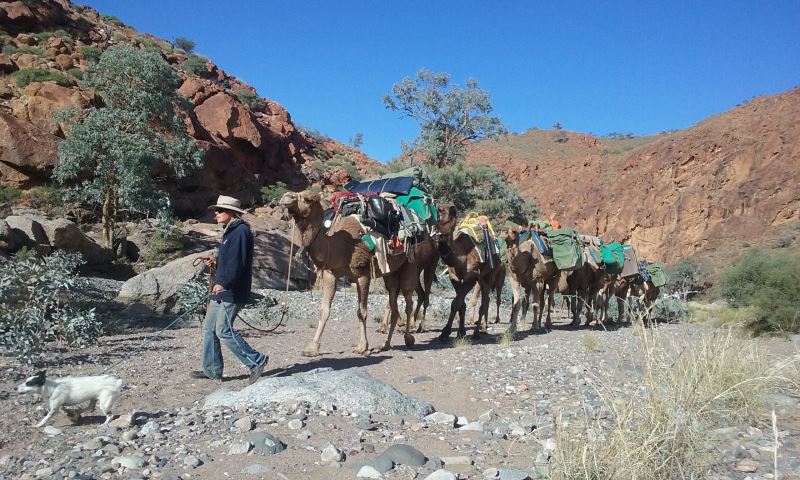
[208,195,246,215]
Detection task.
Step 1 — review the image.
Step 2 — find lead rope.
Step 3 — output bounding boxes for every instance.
[235,220,294,333]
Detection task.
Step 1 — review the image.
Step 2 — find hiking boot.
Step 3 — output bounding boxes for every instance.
[248,357,268,385]
[190,370,217,380]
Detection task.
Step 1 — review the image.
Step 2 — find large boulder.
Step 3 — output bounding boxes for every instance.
[5,214,49,247]
[40,218,112,265]
[252,230,314,290]
[11,82,93,135]
[204,367,435,418]
[117,250,210,314]
[194,92,266,150]
[0,112,60,186]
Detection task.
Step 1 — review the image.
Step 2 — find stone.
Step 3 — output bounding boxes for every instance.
[424,412,457,426]
[441,456,473,466]
[139,421,160,437]
[234,416,254,431]
[205,368,434,417]
[498,468,532,480]
[287,419,303,430]
[247,431,286,455]
[379,444,427,467]
[320,443,344,462]
[423,470,458,480]
[229,441,252,455]
[183,455,201,468]
[108,414,133,429]
[356,465,384,479]
[43,425,62,436]
[459,421,484,432]
[113,455,146,470]
[55,53,73,70]
[735,459,759,473]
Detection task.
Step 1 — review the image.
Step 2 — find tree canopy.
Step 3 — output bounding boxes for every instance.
[54,45,203,248]
[384,69,506,167]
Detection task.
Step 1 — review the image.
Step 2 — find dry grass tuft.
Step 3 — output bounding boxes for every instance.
[551,318,799,480]
[689,302,758,328]
[497,329,515,347]
[453,336,473,350]
[581,333,599,352]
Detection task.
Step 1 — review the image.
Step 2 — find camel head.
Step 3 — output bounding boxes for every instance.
[502,226,521,247]
[435,204,458,237]
[278,190,322,221]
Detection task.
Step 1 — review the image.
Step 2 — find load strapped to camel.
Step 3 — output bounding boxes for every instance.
[334,167,438,274]
[600,242,625,274]
[642,262,668,288]
[457,212,500,268]
[620,244,641,279]
[549,227,585,271]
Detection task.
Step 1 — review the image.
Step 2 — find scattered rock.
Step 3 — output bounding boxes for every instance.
[247,432,286,455]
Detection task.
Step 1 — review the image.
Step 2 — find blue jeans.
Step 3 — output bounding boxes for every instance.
[202,300,266,379]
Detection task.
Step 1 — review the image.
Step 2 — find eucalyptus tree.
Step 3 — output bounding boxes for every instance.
[54,45,203,248]
[383,69,507,167]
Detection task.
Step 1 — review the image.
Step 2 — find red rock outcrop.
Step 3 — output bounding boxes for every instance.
[468,89,800,268]
[0,0,379,215]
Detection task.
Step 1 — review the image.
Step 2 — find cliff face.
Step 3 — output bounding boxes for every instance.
[468,88,800,267]
[0,0,378,214]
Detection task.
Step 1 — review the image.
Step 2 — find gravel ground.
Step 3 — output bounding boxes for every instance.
[0,280,798,480]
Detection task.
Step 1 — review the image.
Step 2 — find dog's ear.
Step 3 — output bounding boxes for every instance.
[36,370,46,379]
[26,371,46,387]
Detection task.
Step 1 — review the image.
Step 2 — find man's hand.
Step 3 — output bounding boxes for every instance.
[203,256,217,268]
[211,284,225,294]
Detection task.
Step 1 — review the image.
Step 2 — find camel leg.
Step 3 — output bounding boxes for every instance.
[354,274,370,355]
[544,280,555,329]
[507,275,522,333]
[303,269,337,357]
[475,281,491,336]
[466,283,480,326]
[440,278,476,341]
[415,258,436,333]
[382,275,400,351]
[529,283,542,332]
[402,285,416,347]
[493,283,502,324]
[377,304,390,334]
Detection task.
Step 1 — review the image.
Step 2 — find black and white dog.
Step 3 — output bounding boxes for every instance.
[16,371,124,427]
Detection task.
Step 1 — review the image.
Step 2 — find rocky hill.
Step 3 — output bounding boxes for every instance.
[467,88,800,269]
[0,0,379,215]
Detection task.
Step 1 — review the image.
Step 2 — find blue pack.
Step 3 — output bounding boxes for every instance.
[530,231,552,256]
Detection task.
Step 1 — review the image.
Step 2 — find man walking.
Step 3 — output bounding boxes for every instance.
[191,195,267,384]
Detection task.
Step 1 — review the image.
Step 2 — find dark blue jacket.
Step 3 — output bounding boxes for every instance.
[211,219,253,304]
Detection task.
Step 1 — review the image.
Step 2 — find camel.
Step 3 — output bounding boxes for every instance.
[629,280,661,323]
[466,263,506,329]
[435,205,503,340]
[503,228,560,331]
[279,190,419,357]
[376,237,440,334]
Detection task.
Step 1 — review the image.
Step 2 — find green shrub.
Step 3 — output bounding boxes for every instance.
[666,258,707,299]
[261,181,289,206]
[101,14,125,27]
[111,31,128,43]
[33,30,74,45]
[2,44,46,56]
[25,185,62,211]
[717,248,800,335]
[177,271,210,316]
[66,67,83,79]
[142,211,184,268]
[182,55,208,76]
[0,186,22,204]
[235,87,265,110]
[173,37,195,53]
[0,250,101,364]
[651,297,689,322]
[79,46,102,63]
[12,68,72,87]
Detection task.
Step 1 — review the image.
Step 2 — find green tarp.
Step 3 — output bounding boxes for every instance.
[645,263,668,288]
[549,228,584,271]
[395,186,437,224]
[600,242,625,274]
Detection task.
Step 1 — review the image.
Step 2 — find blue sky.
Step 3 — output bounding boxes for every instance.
[80,1,800,162]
